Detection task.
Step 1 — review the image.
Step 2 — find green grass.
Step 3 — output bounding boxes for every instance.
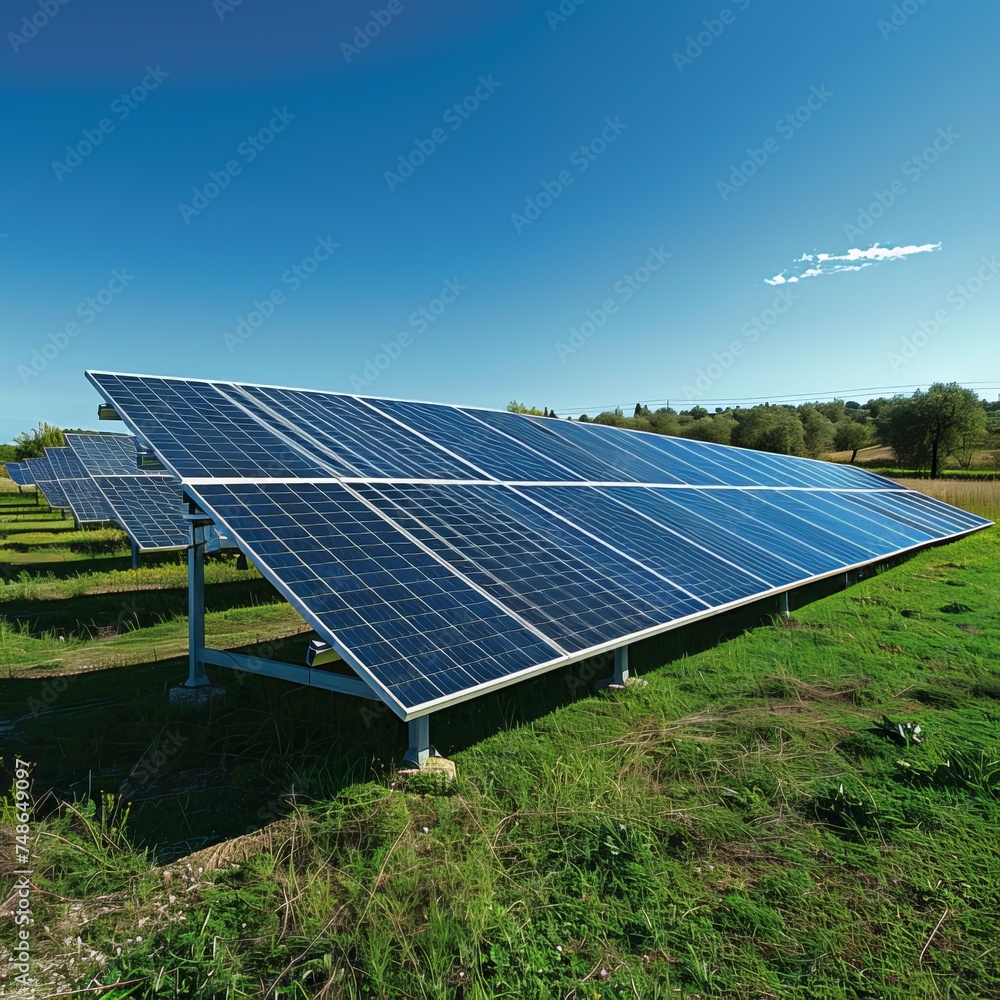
[2,525,998,998]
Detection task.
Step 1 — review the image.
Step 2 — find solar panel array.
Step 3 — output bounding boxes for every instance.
[87,371,993,721]
[64,433,190,551]
[42,446,117,524]
[23,454,71,511]
[4,462,35,487]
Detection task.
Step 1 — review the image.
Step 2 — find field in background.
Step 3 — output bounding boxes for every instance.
[1,477,999,998]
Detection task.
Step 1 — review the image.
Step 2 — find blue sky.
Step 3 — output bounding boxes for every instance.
[2,0,998,439]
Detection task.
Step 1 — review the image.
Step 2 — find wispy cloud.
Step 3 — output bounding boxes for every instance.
[764,242,941,285]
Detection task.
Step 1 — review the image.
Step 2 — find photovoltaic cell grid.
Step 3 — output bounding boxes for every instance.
[64,433,190,551]
[43,447,117,524]
[87,371,993,720]
[23,455,71,511]
[64,432,140,476]
[5,462,35,487]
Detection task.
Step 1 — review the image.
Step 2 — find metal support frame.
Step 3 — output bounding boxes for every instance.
[185,520,210,687]
[613,646,630,685]
[779,591,790,618]
[131,540,139,571]
[201,647,380,699]
[181,501,430,764]
[404,716,440,768]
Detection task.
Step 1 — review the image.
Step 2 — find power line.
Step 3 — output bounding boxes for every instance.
[552,382,1000,416]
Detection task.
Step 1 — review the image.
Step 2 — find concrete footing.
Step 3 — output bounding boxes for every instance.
[168,683,227,708]
[397,755,457,783]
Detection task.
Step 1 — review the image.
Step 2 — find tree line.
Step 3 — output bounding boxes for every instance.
[3,389,995,481]
[510,383,1000,479]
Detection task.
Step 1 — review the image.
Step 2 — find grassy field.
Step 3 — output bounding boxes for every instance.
[1,480,998,998]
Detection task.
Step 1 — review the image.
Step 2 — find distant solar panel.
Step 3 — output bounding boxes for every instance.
[5,462,35,487]
[64,433,190,551]
[87,371,994,723]
[23,455,71,510]
[64,432,139,476]
[42,447,116,524]
[95,475,190,550]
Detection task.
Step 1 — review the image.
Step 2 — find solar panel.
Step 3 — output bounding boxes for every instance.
[64,432,190,551]
[23,455,71,510]
[5,462,35,487]
[42,446,117,524]
[94,475,190,550]
[87,371,994,721]
[64,432,139,476]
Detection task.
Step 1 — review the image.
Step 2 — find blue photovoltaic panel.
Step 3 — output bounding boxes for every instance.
[87,372,337,479]
[24,456,70,510]
[697,489,877,568]
[575,423,734,487]
[367,398,585,482]
[848,489,990,535]
[96,476,190,550]
[236,385,481,481]
[87,371,993,719]
[64,431,192,550]
[44,447,116,524]
[352,482,708,653]
[769,489,934,550]
[5,462,35,486]
[516,485,772,606]
[599,487,809,587]
[458,408,642,482]
[542,420,691,485]
[192,480,563,712]
[639,488,849,577]
[65,432,139,476]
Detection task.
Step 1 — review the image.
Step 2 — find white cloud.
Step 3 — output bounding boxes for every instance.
[764,242,940,285]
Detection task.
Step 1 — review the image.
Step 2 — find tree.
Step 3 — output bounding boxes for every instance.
[876,384,986,477]
[680,415,735,445]
[923,383,986,477]
[507,401,544,416]
[594,410,628,428]
[799,405,836,458]
[833,420,872,463]
[14,421,64,459]
[731,404,806,456]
